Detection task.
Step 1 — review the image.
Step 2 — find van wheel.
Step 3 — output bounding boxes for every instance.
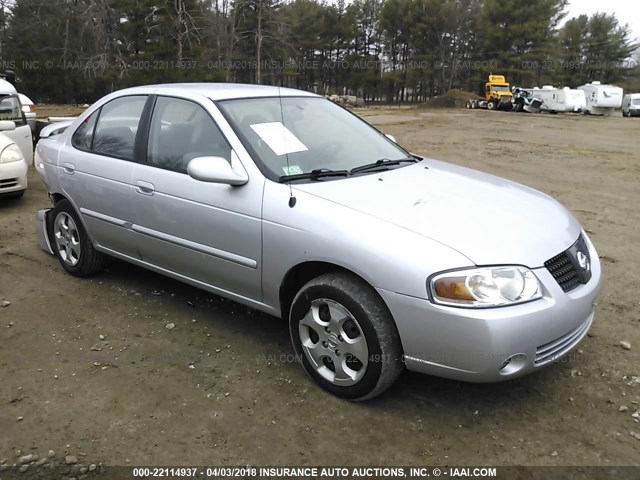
[289,273,404,400]
[47,199,106,276]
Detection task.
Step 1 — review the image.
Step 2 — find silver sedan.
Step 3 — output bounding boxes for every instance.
[35,83,601,400]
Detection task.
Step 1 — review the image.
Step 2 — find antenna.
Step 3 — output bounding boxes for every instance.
[278,86,296,208]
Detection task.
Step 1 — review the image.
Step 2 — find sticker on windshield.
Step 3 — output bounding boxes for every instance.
[282,165,304,175]
[250,122,308,156]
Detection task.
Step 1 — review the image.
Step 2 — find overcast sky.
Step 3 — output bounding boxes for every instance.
[330,0,639,44]
[565,0,640,43]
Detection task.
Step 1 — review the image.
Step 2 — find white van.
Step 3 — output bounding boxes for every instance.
[622,93,640,117]
[0,78,34,165]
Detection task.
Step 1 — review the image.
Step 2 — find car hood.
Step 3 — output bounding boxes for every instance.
[293,159,581,267]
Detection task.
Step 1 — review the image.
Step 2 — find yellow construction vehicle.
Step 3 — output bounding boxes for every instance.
[466,74,514,111]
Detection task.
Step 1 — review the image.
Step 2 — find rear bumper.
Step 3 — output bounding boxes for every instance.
[36,209,54,255]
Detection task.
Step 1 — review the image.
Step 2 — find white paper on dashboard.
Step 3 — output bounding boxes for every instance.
[250,122,308,156]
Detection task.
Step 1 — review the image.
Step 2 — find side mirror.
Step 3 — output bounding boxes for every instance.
[0,121,16,132]
[385,133,397,143]
[187,154,248,186]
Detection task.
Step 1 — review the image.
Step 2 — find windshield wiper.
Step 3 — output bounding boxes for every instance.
[279,168,350,183]
[350,157,418,174]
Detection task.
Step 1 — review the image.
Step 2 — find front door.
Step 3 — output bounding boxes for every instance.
[131,95,263,301]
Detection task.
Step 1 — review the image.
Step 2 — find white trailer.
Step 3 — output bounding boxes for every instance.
[578,81,623,116]
[531,86,586,113]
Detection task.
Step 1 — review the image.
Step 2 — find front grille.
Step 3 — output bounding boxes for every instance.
[535,316,592,364]
[0,178,18,189]
[531,99,543,109]
[545,235,592,293]
[545,251,581,292]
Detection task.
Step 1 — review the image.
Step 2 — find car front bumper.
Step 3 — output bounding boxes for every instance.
[377,236,602,383]
[0,160,28,195]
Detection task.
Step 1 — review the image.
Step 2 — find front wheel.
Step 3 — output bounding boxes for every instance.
[47,199,106,276]
[289,273,404,400]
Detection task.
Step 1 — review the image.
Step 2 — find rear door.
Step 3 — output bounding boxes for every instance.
[0,94,33,164]
[131,94,263,301]
[60,95,149,258]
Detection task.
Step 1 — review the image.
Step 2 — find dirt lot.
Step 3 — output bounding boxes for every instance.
[1,107,639,474]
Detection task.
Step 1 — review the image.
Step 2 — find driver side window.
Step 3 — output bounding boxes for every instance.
[147,97,231,174]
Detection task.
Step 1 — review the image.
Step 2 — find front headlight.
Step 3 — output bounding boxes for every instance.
[0,144,24,164]
[429,266,542,308]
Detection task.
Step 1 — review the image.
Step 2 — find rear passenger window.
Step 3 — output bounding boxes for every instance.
[147,97,231,174]
[72,110,99,150]
[92,96,147,161]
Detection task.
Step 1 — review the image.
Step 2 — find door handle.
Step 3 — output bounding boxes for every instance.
[62,162,75,174]
[135,180,155,196]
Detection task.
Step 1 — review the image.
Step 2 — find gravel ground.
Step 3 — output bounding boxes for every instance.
[1,107,639,476]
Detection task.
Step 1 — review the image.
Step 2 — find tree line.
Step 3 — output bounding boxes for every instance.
[0,0,637,104]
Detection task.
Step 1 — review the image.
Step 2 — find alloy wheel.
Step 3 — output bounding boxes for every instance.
[298,298,369,386]
[53,212,81,266]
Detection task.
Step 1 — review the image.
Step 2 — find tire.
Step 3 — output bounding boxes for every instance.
[487,100,495,110]
[47,199,106,276]
[471,100,477,109]
[466,101,471,109]
[289,273,404,401]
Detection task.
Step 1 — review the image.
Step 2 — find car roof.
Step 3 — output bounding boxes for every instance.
[18,93,34,105]
[117,83,319,101]
[0,78,17,95]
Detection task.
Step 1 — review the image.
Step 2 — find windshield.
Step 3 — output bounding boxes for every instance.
[0,95,24,123]
[490,85,511,92]
[217,96,410,181]
[632,99,640,106]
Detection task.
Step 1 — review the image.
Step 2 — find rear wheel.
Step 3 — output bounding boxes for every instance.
[487,100,496,110]
[47,199,106,276]
[289,273,404,400]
